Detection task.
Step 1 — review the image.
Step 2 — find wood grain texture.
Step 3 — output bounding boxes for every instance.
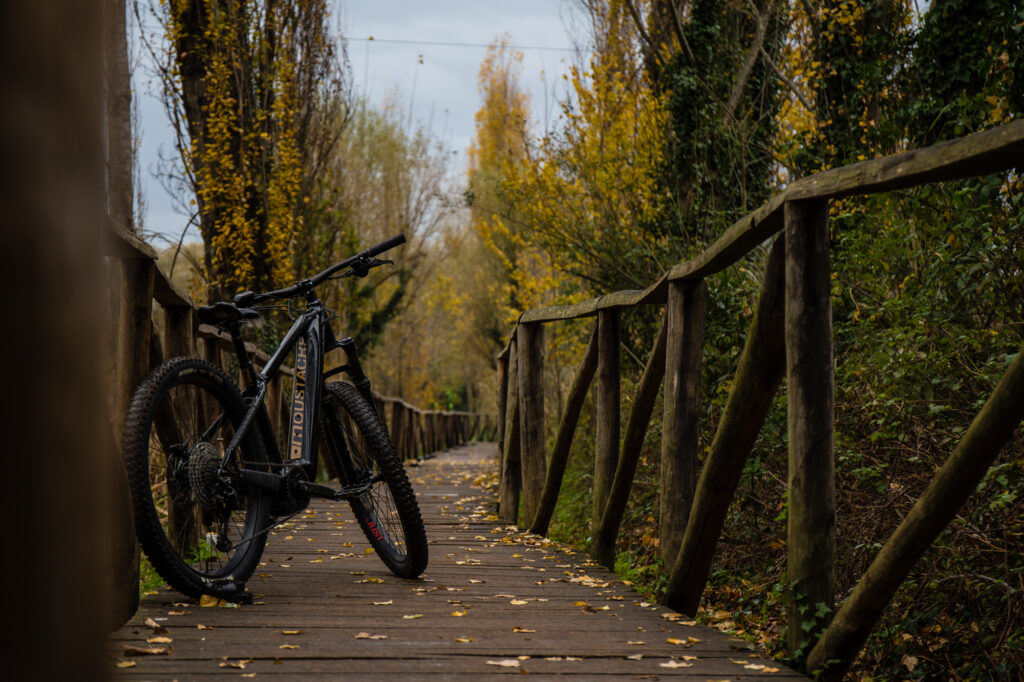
[784,200,835,655]
[110,443,806,680]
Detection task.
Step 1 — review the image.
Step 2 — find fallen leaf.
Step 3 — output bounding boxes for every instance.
[659,660,693,669]
[167,610,189,616]
[627,654,643,660]
[763,667,780,673]
[627,641,645,645]
[902,654,919,672]
[451,610,467,617]
[143,617,169,633]
[512,626,536,633]
[280,644,299,649]
[486,659,520,667]
[122,646,169,657]
[372,600,393,606]
[219,659,252,669]
[196,624,215,630]
[469,579,484,584]
[114,661,136,669]
[510,599,528,605]
[146,636,173,644]
[200,595,224,608]
[363,547,375,554]
[355,632,388,640]
[455,637,473,643]
[281,629,303,635]
[666,637,689,646]
[402,614,423,620]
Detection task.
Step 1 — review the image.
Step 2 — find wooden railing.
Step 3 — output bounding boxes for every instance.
[495,120,1024,679]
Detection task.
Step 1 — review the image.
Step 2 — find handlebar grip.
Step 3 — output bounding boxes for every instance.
[363,233,406,258]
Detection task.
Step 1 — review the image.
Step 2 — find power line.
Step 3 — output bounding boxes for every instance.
[347,36,573,52]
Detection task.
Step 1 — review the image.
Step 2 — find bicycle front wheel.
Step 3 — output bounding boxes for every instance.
[321,381,428,578]
[122,357,271,599]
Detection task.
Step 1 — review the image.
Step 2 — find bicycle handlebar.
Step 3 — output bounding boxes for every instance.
[236,233,406,306]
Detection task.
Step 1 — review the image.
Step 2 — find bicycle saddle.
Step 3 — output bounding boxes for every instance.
[197,301,259,325]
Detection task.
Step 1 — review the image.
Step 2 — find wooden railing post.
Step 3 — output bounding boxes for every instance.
[593,309,621,541]
[530,324,599,536]
[499,335,522,523]
[665,237,787,615]
[496,353,509,450]
[785,199,835,655]
[113,259,155,445]
[518,322,546,526]
[659,279,707,566]
[594,316,669,568]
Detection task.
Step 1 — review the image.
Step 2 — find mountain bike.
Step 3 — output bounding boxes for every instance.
[122,234,427,601]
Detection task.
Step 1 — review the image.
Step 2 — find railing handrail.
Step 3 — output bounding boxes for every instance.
[499,119,1024,338]
[495,118,1024,680]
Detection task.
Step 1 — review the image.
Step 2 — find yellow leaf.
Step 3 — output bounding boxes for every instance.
[512,626,535,633]
[364,547,375,554]
[146,636,173,644]
[114,661,136,669]
[666,637,689,645]
[196,624,215,630]
[626,654,643,660]
[402,614,423,619]
[455,637,473,643]
[451,610,467,617]
[510,599,528,605]
[355,632,388,640]
[486,659,520,668]
[627,640,645,645]
[372,600,393,606]
[280,644,299,649]
[282,630,302,635]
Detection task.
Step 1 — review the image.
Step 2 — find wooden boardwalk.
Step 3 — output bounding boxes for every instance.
[110,443,805,680]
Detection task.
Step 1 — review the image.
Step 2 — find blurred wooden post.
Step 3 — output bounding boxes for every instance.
[518,322,546,527]
[499,335,521,523]
[593,309,620,540]
[163,305,194,359]
[2,0,111,673]
[659,279,707,566]
[785,199,835,654]
[113,259,155,444]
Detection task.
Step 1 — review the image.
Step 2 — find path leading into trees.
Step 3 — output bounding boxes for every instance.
[109,443,805,680]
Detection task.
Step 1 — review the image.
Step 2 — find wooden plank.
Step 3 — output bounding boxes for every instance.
[592,309,620,543]
[518,323,546,527]
[807,346,1024,680]
[593,314,668,569]
[110,443,806,680]
[659,279,707,566]
[784,200,835,654]
[529,324,599,536]
[665,237,788,615]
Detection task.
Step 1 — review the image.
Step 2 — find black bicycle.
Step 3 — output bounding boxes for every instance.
[122,234,427,600]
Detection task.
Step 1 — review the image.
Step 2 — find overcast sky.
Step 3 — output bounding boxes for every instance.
[135,0,579,246]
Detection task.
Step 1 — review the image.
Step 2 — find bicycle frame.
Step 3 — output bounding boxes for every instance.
[215,296,376,498]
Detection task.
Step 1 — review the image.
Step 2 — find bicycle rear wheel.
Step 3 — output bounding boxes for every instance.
[321,381,428,578]
[122,357,271,599]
